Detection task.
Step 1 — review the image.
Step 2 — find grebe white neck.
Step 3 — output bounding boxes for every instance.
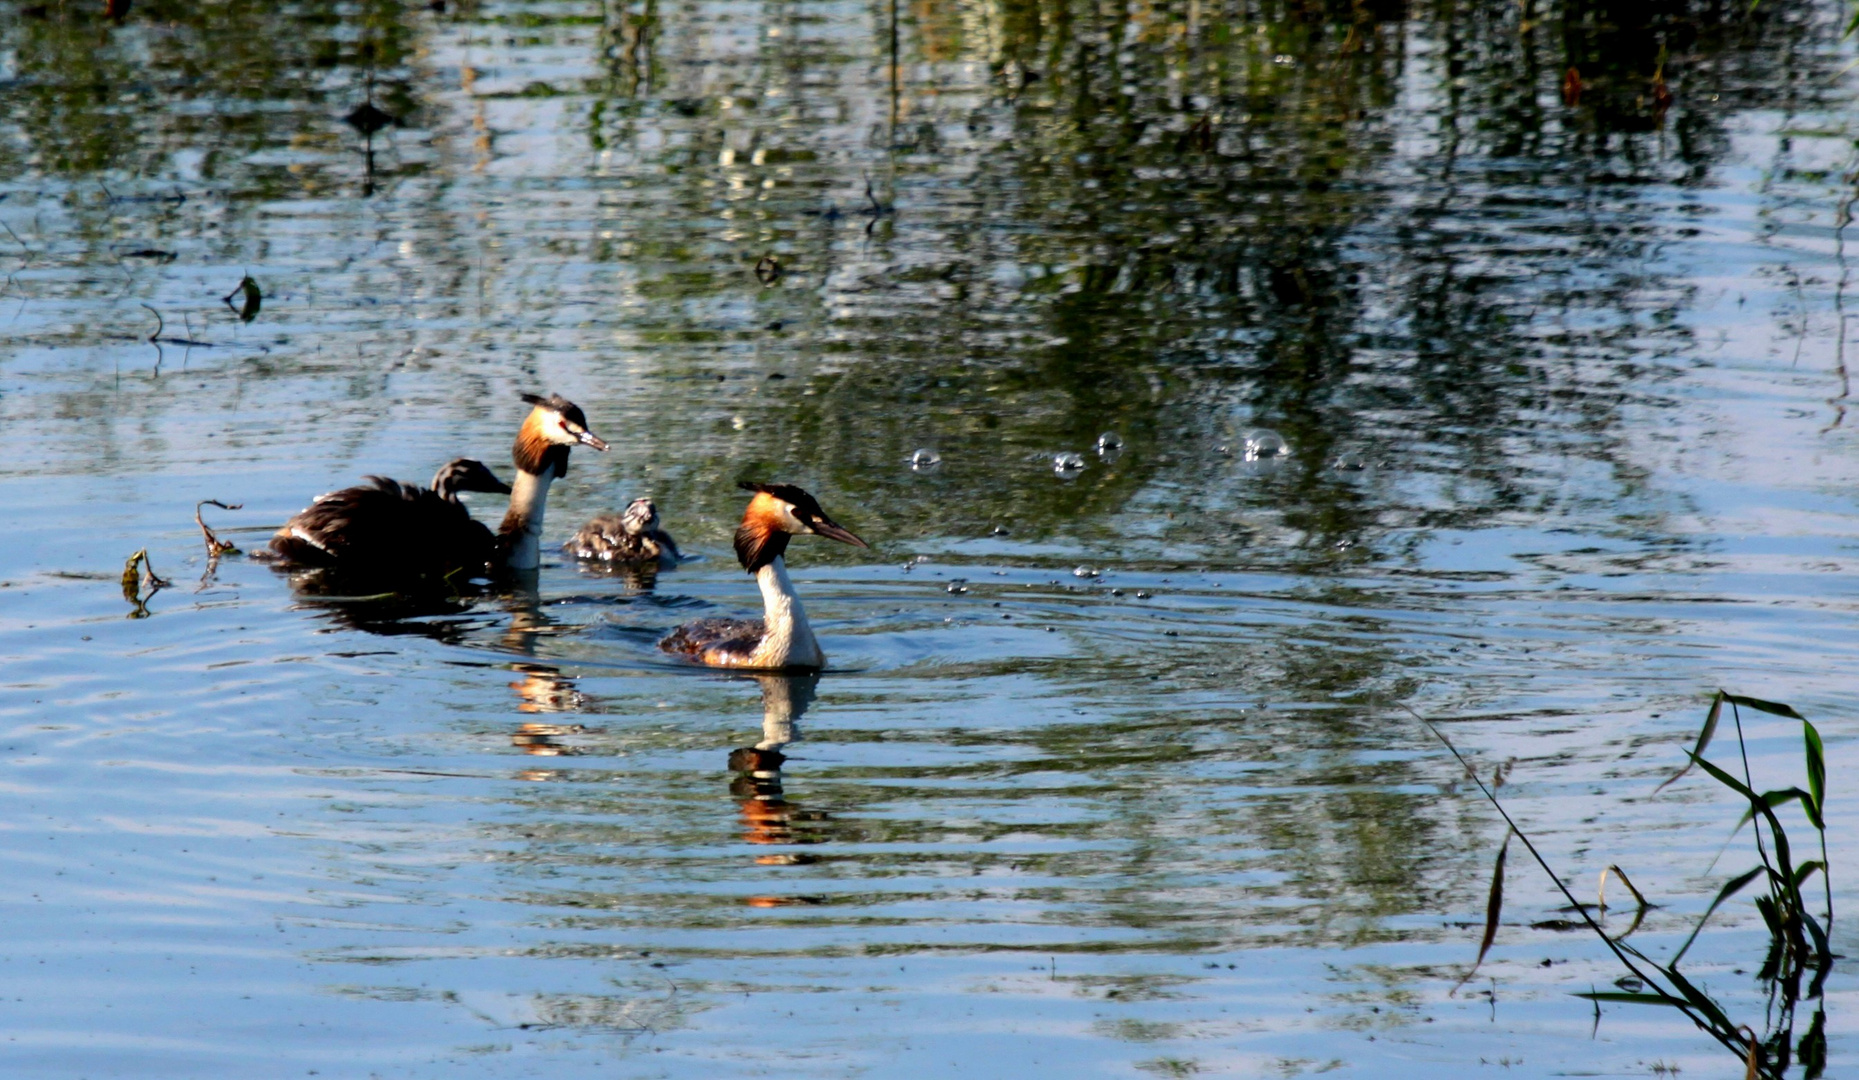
[499,468,555,571]
[748,555,823,669]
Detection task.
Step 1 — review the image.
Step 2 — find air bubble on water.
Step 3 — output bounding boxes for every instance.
[909,448,942,471]
[1333,457,1365,472]
[1135,590,1151,599]
[990,525,1010,536]
[915,555,931,563]
[1053,451,1086,477]
[1096,432,1123,451]
[1073,566,1099,578]
[1243,429,1288,461]
[946,579,969,594]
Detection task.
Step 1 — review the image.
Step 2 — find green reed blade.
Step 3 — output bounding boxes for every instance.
[1454,828,1511,995]
[1723,693,1804,720]
[1672,865,1765,966]
[1655,692,1723,794]
[1574,990,1688,1006]
[1803,720,1826,826]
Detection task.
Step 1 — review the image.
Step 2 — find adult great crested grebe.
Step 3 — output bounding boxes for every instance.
[660,482,867,670]
[564,497,682,567]
[268,393,607,580]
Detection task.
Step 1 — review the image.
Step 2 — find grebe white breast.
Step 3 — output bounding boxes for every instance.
[268,458,512,580]
[660,483,868,670]
[564,497,682,566]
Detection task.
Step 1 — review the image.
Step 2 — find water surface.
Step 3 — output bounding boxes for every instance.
[3,0,1859,1075]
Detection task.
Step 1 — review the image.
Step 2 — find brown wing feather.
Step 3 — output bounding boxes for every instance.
[269,476,497,581]
[660,618,766,663]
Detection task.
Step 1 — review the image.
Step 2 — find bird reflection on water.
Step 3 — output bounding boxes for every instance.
[509,665,589,756]
[732,673,829,880]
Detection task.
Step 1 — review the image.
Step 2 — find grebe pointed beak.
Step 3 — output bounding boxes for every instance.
[576,429,610,451]
[811,518,868,548]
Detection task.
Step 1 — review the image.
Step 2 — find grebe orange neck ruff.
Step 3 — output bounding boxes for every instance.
[496,393,608,572]
[659,482,868,670]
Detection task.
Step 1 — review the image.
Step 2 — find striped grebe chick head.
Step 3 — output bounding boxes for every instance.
[734,482,868,572]
[513,393,609,477]
[620,497,659,536]
[430,459,512,501]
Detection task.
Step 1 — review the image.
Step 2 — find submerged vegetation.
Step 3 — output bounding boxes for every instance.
[1430,692,1834,1078]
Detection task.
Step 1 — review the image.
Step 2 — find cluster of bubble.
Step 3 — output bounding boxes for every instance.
[907,434,1126,479]
[1053,433,1124,478]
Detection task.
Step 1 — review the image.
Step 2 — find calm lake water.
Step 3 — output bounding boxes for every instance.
[3,0,1859,1075]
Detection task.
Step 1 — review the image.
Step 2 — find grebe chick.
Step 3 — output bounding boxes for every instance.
[268,458,512,580]
[496,393,609,572]
[660,482,868,670]
[564,497,683,566]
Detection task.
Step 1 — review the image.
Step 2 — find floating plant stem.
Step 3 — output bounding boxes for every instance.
[195,499,243,557]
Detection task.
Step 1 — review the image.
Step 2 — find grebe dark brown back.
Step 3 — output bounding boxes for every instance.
[268,458,512,580]
[564,497,682,566]
[659,483,867,670]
